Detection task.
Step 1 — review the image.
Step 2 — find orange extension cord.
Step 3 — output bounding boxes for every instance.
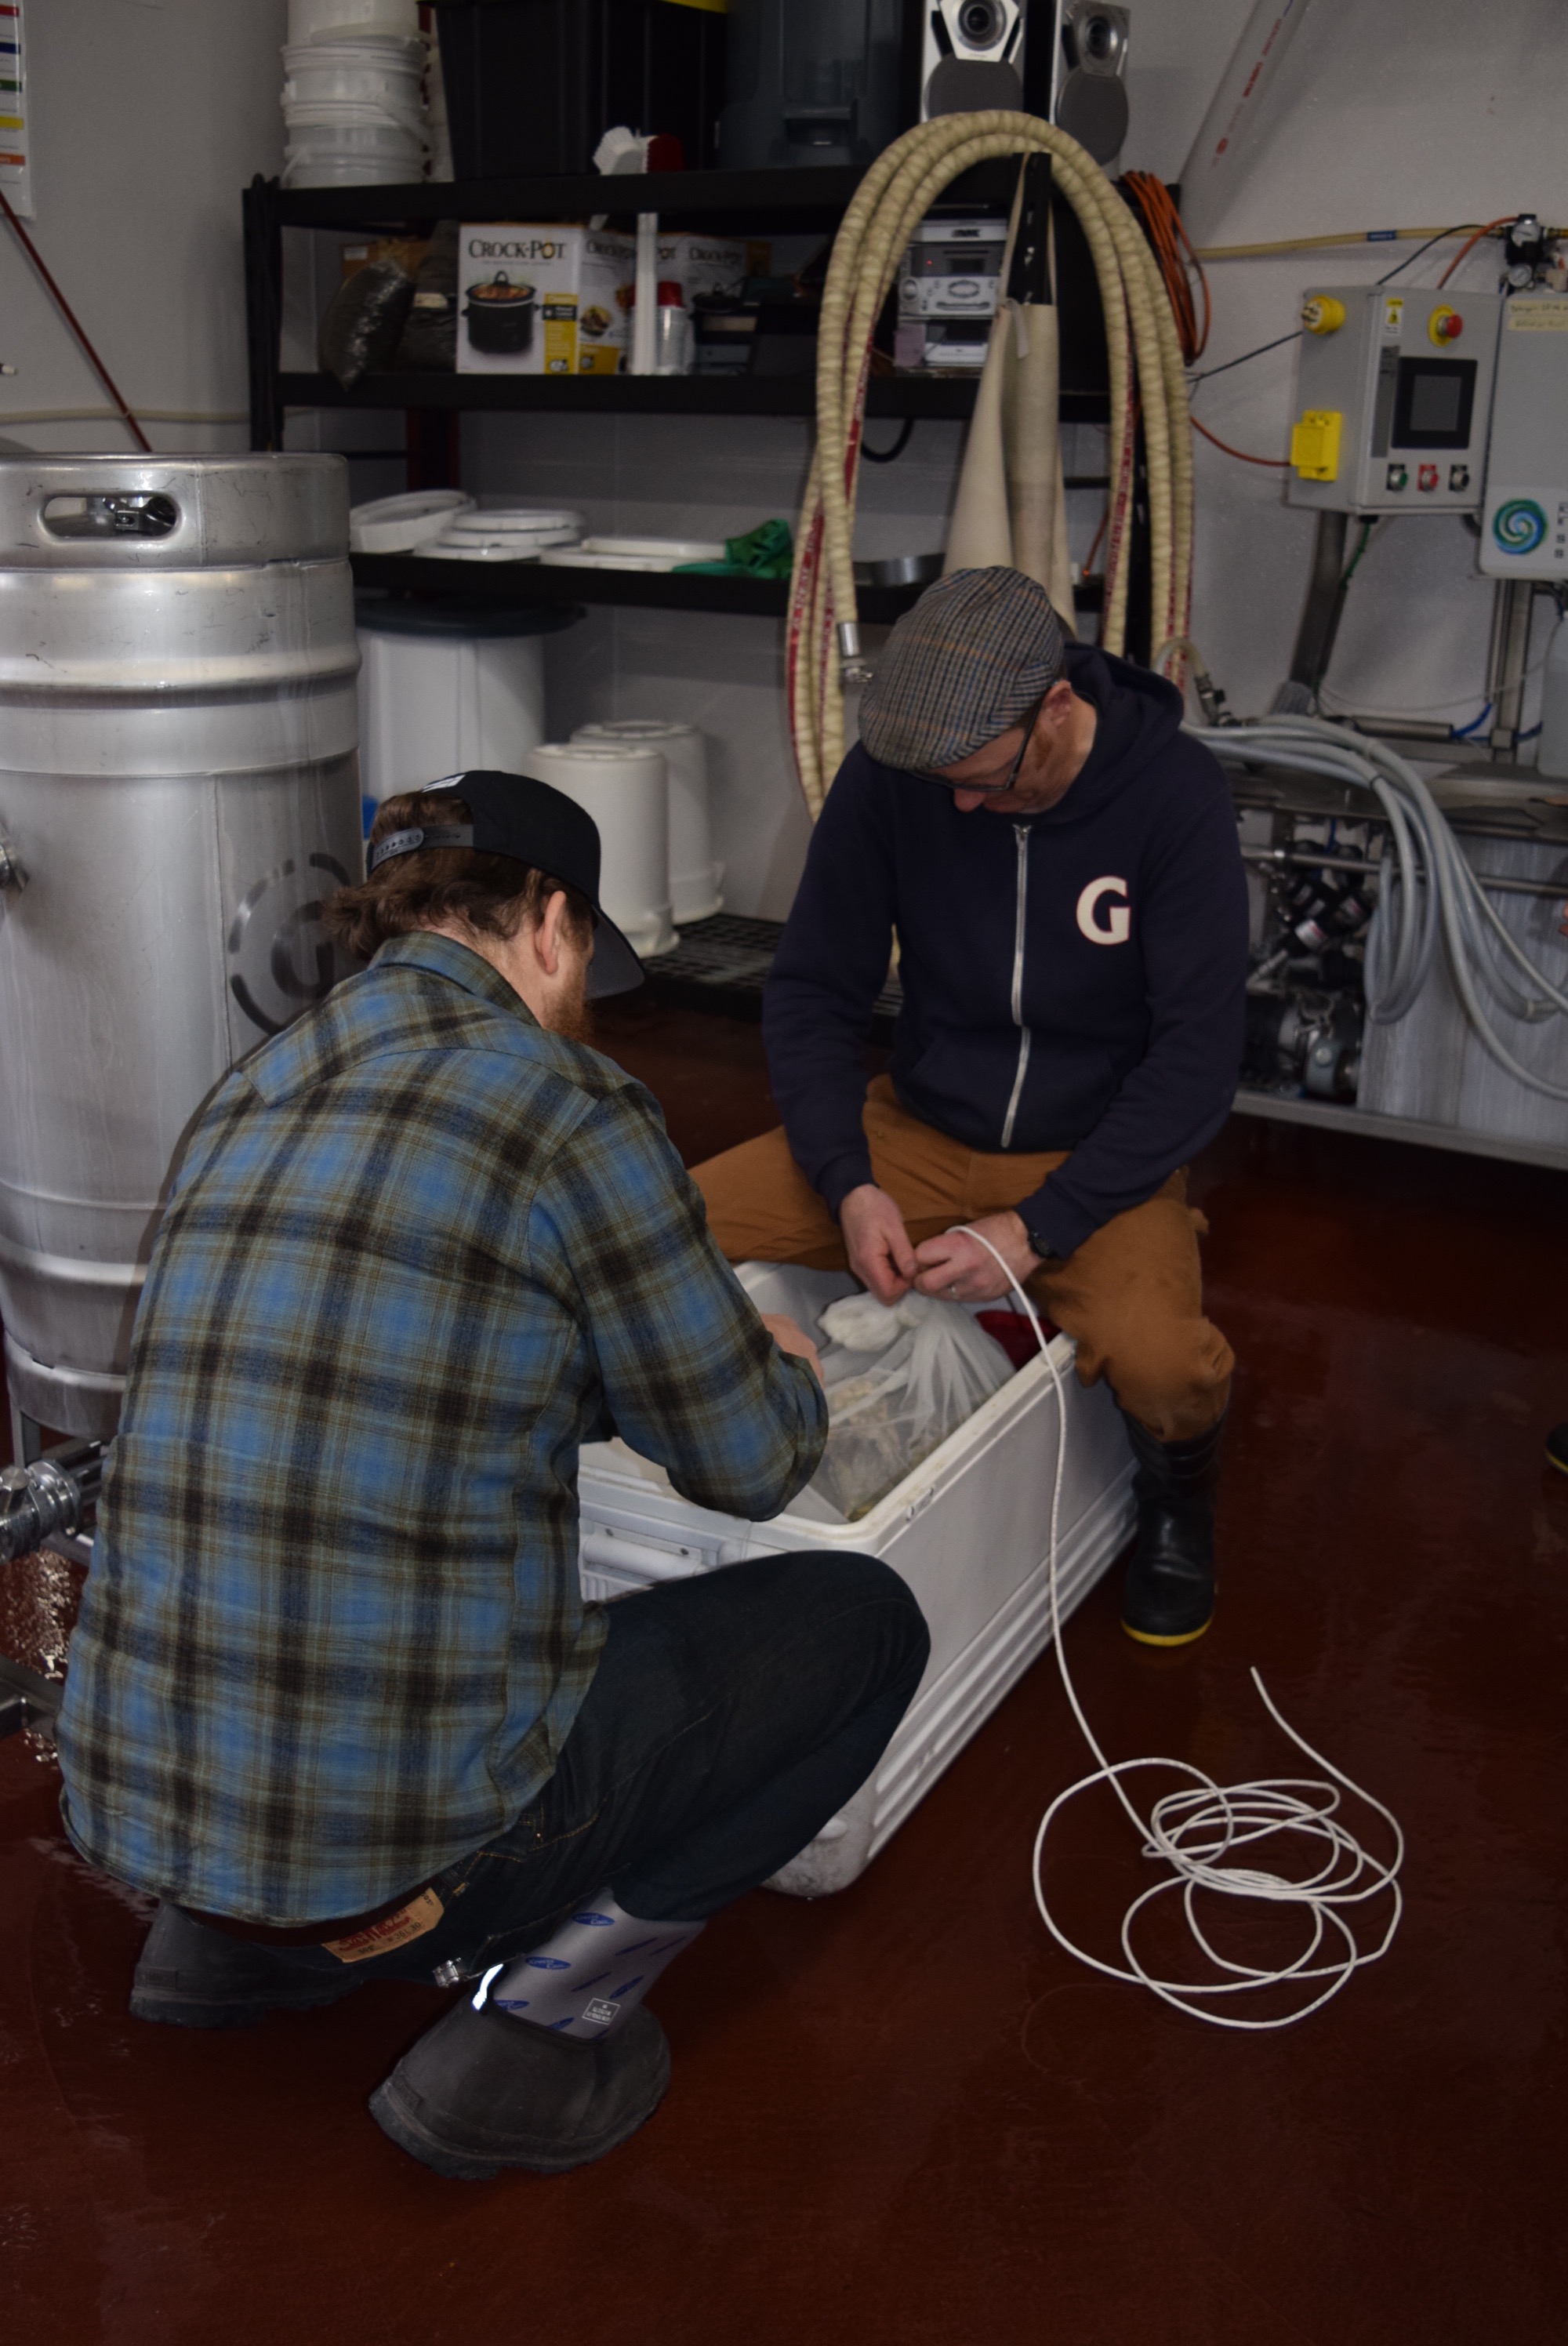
[1123,174,1292,469]
[1436,216,1517,288]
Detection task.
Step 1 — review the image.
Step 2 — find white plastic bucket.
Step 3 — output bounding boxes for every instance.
[522,741,674,959]
[287,0,419,44]
[356,601,561,805]
[282,118,425,187]
[281,38,426,129]
[572,717,721,922]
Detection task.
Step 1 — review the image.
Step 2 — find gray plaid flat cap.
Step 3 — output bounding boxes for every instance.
[858,567,1068,772]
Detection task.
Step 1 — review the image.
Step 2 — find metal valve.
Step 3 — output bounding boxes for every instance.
[0,1440,105,1565]
[837,619,875,687]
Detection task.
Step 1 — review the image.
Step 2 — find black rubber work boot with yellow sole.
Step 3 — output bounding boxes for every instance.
[1118,1410,1225,1647]
[1546,1422,1568,1476]
[130,1903,369,2028]
[368,1996,672,2180]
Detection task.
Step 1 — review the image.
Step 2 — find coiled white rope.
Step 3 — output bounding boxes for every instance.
[956,1223,1404,2028]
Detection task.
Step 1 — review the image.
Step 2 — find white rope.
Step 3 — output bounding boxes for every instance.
[953,1222,1405,2029]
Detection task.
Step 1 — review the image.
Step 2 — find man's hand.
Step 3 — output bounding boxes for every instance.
[761,1312,823,1384]
[913,1210,1040,1304]
[839,1184,919,1303]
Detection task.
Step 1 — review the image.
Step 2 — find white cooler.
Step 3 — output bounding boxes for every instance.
[576,1264,1135,1897]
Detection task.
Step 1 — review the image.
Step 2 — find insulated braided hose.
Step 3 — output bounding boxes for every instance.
[789,114,1195,814]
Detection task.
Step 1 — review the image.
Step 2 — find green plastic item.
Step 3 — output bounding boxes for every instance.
[673,517,793,579]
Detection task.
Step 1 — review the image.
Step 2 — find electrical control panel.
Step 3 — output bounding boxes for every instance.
[1286,285,1502,514]
[1479,292,1568,577]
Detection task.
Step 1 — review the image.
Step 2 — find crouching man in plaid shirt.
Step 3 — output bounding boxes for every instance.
[55,771,928,2182]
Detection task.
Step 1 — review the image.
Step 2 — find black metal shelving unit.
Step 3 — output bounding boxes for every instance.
[351,550,1105,623]
[243,162,1115,633]
[278,369,1111,423]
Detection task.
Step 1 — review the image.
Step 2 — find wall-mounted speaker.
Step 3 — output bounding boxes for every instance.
[1054,4,1130,165]
[920,0,1028,120]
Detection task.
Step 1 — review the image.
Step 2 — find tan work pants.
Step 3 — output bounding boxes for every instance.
[692,1077,1232,1442]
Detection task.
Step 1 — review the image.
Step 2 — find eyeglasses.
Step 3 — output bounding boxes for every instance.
[920,691,1047,795]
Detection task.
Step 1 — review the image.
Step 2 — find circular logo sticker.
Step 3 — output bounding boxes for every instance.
[1492,498,1548,555]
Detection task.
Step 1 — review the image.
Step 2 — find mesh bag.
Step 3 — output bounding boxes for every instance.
[810,1290,1014,1521]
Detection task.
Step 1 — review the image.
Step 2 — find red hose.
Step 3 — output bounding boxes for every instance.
[0,185,151,451]
[1192,416,1290,467]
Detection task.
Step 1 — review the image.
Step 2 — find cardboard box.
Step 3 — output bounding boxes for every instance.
[655,231,750,307]
[458,224,634,376]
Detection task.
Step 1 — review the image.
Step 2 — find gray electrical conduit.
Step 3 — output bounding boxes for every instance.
[1189,715,1568,1104]
[789,113,1196,815]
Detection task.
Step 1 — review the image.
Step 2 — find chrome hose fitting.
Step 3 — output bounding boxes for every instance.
[0,1440,104,1564]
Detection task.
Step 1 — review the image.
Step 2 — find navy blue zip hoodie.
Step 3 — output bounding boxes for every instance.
[762,644,1250,1262]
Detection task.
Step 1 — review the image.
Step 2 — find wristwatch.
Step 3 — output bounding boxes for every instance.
[1016,1212,1055,1266]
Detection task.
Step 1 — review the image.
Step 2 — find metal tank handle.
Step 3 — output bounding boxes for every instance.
[39,490,180,540]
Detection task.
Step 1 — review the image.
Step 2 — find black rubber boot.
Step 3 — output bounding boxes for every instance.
[1546,1422,1568,1476]
[1118,1411,1225,1647]
[129,1903,369,2029]
[368,1997,672,2180]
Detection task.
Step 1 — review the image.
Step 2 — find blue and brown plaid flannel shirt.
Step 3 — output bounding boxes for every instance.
[56,932,827,1926]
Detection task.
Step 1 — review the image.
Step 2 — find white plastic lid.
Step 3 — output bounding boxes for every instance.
[580,535,727,561]
[281,39,424,66]
[577,717,698,739]
[440,507,583,535]
[349,488,474,554]
[528,739,666,764]
[417,532,576,560]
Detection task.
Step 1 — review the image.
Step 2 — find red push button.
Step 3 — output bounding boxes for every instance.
[1417,463,1441,492]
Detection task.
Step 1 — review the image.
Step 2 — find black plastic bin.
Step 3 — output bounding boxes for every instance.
[431,0,728,180]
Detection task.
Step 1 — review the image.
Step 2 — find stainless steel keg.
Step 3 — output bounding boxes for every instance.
[0,455,361,1440]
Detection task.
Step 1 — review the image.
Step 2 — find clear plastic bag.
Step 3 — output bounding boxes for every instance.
[811,1289,1014,1521]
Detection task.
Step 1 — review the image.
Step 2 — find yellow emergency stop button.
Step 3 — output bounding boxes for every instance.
[1428,306,1463,344]
[1290,409,1343,481]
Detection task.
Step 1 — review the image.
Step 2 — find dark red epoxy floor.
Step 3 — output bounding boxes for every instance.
[3,1003,1565,2344]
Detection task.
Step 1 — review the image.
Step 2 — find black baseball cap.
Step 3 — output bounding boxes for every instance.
[368,768,645,1000]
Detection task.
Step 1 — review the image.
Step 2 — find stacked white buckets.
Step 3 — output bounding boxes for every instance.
[522,743,676,961]
[356,598,573,814]
[281,0,428,189]
[572,719,723,924]
[519,721,723,963]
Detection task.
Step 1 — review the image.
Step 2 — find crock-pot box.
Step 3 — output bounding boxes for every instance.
[458,224,634,375]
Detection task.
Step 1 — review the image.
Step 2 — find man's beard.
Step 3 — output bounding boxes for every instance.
[542,970,594,1047]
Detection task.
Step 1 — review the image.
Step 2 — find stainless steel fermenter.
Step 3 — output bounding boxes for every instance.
[0,454,362,1441]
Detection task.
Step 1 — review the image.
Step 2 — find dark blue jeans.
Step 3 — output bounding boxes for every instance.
[254,1549,929,1988]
